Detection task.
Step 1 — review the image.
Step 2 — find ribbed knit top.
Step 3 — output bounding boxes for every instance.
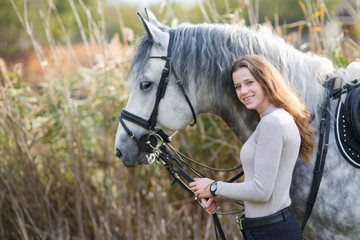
[216,104,300,217]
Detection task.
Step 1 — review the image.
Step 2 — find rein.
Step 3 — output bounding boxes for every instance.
[301,77,360,231]
[157,143,244,239]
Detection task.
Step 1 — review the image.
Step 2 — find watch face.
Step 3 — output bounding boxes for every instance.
[210,182,217,193]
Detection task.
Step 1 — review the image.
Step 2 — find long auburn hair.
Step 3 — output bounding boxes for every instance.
[231,55,315,163]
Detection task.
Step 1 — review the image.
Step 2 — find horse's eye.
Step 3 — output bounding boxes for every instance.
[140,81,153,91]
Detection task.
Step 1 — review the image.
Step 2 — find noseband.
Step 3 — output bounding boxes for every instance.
[118,30,197,152]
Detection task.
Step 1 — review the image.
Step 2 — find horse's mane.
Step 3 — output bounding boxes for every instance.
[130,22,335,115]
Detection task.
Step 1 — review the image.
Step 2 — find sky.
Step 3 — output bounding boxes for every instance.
[107,0,197,9]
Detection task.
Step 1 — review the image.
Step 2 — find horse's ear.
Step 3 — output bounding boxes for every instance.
[145,9,163,28]
[137,12,168,46]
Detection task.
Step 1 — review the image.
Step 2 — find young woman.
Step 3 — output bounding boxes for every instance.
[189,55,315,239]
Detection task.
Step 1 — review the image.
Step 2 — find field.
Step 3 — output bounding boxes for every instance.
[1,0,359,239]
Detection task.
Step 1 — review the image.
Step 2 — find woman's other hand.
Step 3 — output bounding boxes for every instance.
[201,196,223,214]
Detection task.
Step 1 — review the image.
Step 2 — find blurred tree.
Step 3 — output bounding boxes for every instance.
[104,3,141,43]
[2,0,98,57]
[256,0,340,26]
[1,0,344,59]
[0,0,24,57]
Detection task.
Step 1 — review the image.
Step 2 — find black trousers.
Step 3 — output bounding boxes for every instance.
[241,209,303,240]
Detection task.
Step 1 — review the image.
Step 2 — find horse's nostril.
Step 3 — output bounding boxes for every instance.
[115,148,122,158]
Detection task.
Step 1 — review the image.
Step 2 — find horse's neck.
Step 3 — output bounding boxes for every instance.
[199,91,258,143]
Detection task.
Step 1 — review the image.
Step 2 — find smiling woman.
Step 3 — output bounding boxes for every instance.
[231,55,316,164]
[190,55,316,240]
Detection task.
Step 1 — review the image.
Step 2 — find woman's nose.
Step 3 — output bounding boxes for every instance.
[240,86,248,94]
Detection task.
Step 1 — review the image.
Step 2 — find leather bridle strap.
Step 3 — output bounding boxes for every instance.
[119,116,139,142]
[172,68,197,127]
[120,109,171,143]
[301,77,334,231]
[147,54,171,128]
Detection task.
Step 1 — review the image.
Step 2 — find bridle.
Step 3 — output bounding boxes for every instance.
[119,30,197,152]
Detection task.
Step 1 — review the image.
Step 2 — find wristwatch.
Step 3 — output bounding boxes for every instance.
[210,182,218,196]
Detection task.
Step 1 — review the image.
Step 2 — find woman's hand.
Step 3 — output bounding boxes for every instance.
[201,196,223,214]
[189,178,214,199]
[189,178,223,214]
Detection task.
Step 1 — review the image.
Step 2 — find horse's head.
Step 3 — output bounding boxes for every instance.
[115,10,198,167]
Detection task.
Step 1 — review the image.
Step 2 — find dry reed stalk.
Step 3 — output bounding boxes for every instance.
[51,0,82,68]
[0,59,14,88]
[68,0,93,67]
[197,0,211,23]
[244,0,256,25]
[116,6,127,47]
[39,9,61,77]
[205,0,219,23]
[224,0,230,15]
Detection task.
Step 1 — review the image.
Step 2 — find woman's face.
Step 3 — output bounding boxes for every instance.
[232,67,271,114]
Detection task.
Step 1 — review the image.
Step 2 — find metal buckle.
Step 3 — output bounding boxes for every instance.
[194,195,203,208]
[236,216,245,230]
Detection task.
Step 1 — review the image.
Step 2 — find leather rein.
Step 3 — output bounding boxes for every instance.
[118,30,244,240]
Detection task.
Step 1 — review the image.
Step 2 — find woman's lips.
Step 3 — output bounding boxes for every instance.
[243,95,254,103]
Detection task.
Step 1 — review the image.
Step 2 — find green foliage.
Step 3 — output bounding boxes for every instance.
[2,0,98,54]
[328,50,350,68]
[0,0,24,57]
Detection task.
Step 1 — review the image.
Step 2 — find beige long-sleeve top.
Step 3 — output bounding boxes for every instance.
[216,104,301,218]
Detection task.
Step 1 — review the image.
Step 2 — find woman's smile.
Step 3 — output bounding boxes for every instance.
[243,95,254,103]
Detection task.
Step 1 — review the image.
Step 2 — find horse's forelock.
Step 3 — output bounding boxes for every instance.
[129,35,154,84]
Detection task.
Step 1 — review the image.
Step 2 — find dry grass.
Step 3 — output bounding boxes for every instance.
[1,0,359,239]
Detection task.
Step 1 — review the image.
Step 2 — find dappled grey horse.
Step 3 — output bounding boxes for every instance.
[114,10,360,239]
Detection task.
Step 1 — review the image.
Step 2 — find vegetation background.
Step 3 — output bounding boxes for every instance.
[0,0,359,239]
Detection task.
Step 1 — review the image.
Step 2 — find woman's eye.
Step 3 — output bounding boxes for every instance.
[140,81,153,90]
[235,85,242,90]
[247,81,253,85]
